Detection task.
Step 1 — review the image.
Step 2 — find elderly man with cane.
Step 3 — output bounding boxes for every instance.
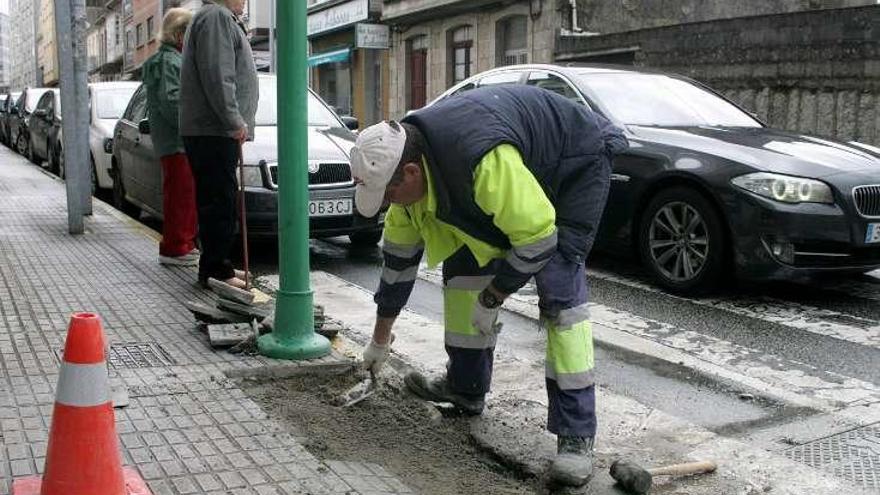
[180,0,258,289]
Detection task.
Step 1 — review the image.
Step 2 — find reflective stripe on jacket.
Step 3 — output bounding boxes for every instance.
[374,144,556,316]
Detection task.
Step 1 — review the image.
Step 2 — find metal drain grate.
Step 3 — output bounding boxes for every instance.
[56,342,176,368]
[784,423,880,489]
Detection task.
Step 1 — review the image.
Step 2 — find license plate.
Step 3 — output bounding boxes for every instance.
[867,223,880,244]
[309,199,352,217]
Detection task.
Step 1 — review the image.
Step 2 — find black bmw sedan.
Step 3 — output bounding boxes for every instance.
[430,64,880,294]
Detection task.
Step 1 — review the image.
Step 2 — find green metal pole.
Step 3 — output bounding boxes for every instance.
[258,0,330,360]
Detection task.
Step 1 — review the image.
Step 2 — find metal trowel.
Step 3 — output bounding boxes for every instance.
[338,370,378,407]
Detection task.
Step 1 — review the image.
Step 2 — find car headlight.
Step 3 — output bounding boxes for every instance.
[237,165,265,187]
[731,172,833,204]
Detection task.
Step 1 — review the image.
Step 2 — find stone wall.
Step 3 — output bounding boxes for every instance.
[568,0,876,35]
[556,6,880,145]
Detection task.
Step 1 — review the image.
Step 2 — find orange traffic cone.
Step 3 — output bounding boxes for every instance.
[11,312,152,495]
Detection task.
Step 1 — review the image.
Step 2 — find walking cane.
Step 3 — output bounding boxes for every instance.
[237,141,251,290]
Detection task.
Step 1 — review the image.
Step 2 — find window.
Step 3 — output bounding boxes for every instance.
[526,72,584,104]
[146,17,154,41]
[122,85,146,121]
[115,16,121,46]
[477,71,523,87]
[36,93,51,117]
[496,15,528,66]
[447,25,473,87]
[574,72,761,127]
[406,35,428,110]
[136,23,143,47]
[449,82,476,97]
[96,88,138,119]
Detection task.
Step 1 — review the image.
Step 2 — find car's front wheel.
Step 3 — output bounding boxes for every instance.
[111,164,140,217]
[638,186,727,295]
[349,230,382,247]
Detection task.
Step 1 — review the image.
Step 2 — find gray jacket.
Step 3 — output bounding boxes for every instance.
[179,1,258,139]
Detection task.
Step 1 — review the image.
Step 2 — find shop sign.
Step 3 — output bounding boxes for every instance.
[355,23,390,49]
[308,0,369,37]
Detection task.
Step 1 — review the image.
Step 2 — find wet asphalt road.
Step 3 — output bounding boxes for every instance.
[243,235,880,445]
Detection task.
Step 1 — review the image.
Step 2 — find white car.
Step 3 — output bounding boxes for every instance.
[88,82,140,189]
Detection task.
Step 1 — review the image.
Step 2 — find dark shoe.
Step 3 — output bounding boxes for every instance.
[548,436,594,487]
[404,371,485,415]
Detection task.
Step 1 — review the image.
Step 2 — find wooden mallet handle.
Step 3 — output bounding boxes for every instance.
[648,460,717,477]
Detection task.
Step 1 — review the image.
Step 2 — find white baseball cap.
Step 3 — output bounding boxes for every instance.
[350,121,407,217]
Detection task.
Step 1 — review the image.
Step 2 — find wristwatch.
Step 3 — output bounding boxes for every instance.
[479,289,503,309]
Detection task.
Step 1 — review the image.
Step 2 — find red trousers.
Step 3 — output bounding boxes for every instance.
[159,153,198,257]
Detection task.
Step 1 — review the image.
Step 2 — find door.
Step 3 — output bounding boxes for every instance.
[10,94,26,149]
[116,85,148,206]
[30,93,52,159]
[136,105,162,218]
[50,94,62,158]
[409,49,427,110]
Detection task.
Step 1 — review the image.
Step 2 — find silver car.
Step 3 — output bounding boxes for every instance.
[111,74,382,245]
[89,82,141,190]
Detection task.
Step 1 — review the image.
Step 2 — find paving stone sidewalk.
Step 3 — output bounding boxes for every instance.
[0,149,412,494]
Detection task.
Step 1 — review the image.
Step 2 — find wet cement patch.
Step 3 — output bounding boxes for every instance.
[241,370,537,495]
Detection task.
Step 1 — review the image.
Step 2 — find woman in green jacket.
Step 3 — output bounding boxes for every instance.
[143,8,198,267]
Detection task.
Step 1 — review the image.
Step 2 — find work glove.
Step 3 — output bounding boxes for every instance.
[362,340,391,374]
[471,300,502,338]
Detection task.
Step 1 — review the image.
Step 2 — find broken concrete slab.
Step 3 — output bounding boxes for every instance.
[217,298,273,319]
[317,320,344,340]
[208,278,256,305]
[208,322,258,348]
[184,301,251,323]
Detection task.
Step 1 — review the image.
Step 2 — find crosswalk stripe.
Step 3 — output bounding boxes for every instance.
[418,266,880,413]
[584,266,880,350]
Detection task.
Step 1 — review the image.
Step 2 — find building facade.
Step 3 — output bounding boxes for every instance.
[308,0,389,127]
[0,6,10,93]
[9,0,36,89]
[382,0,563,118]
[130,0,161,74]
[85,0,126,82]
[36,0,58,86]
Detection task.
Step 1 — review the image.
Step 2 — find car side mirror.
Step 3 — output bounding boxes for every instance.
[138,119,150,135]
[9,107,18,116]
[33,108,47,119]
[341,116,359,131]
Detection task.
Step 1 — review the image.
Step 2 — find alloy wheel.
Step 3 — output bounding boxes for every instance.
[648,201,710,282]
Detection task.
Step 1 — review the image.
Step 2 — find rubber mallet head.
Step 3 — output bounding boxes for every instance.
[610,460,652,494]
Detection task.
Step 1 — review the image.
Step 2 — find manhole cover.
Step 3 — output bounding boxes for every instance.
[55,342,176,368]
[784,423,880,489]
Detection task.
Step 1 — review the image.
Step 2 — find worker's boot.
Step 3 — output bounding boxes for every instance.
[403,371,485,415]
[548,436,594,487]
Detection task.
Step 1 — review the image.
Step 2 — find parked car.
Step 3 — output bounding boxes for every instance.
[9,88,53,157]
[111,74,382,244]
[89,82,140,190]
[28,89,61,168]
[430,64,880,293]
[0,91,21,146]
